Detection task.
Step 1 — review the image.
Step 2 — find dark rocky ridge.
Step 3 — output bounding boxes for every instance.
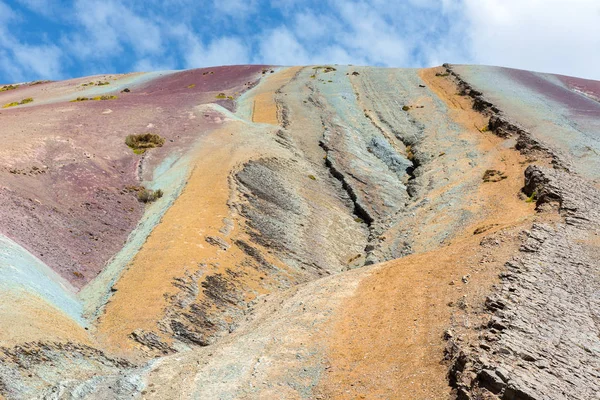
[443,63,600,400]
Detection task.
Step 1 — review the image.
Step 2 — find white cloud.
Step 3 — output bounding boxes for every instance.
[11,43,64,79]
[462,0,600,79]
[211,0,258,18]
[1,0,599,81]
[134,57,177,72]
[256,27,311,66]
[185,36,250,68]
[0,1,64,81]
[70,0,164,58]
[0,0,16,23]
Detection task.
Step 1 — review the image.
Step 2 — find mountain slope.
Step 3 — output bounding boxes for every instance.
[0,64,598,399]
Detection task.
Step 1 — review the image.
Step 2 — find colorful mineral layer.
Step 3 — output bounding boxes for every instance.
[0,64,598,399]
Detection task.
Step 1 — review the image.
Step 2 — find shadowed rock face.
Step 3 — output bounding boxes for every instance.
[0,64,598,399]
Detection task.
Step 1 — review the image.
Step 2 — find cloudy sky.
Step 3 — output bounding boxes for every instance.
[1,0,599,83]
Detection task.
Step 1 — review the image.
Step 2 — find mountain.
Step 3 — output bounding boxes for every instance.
[0,64,598,399]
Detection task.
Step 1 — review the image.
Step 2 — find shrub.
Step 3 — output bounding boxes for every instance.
[137,188,163,203]
[483,169,507,182]
[91,95,118,100]
[82,81,110,87]
[405,145,415,161]
[215,93,226,99]
[2,98,33,108]
[187,84,196,88]
[0,84,18,92]
[313,66,337,73]
[402,105,410,111]
[70,95,117,102]
[125,133,165,153]
[526,191,537,203]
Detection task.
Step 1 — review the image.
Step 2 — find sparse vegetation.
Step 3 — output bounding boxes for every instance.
[82,81,110,87]
[125,133,165,153]
[187,84,196,89]
[0,84,18,92]
[473,224,498,235]
[2,98,33,108]
[435,72,450,77]
[137,188,164,203]
[70,95,118,102]
[216,93,226,99]
[308,174,316,180]
[313,66,337,73]
[526,191,537,203]
[402,105,410,111]
[405,145,415,161]
[483,169,507,182]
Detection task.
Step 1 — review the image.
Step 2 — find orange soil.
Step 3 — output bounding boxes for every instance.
[94,71,298,357]
[316,67,540,399]
[252,67,301,124]
[0,290,91,348]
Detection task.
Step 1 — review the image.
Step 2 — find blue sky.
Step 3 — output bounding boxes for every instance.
[1,0,599,83]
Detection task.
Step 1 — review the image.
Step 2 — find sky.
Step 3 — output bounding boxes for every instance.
[1,0,599,83]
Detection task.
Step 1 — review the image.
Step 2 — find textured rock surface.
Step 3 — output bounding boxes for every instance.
[0,64,597,399]
[444,64,600,400]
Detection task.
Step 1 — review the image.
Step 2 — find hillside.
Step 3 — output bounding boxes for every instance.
[0,64,598,399]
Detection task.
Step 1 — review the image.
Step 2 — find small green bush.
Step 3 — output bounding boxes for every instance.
[92,95,118,100]
[137,188,164,203]
[313,66,337,73]
[82,81,110,87]
[125,133,165,153]
[0,84,18,92]
[70,95,117,102]
[215,93,226,99]
[402,105,410,111]
[2,98,33,108]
